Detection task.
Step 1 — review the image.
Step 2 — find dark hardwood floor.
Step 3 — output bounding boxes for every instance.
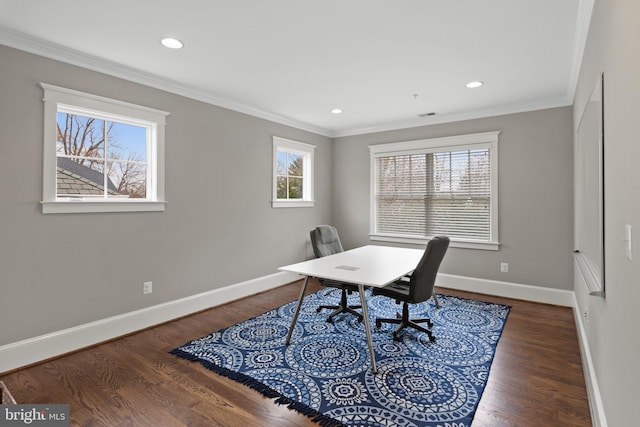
[1,280,592,426]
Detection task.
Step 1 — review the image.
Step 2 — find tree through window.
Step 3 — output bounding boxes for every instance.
[276,151,304,199]
[41,83,168,214]
[56,112,148,199]
[272,137,315,208]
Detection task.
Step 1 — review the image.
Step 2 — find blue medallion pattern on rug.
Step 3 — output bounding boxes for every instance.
[171,289,510,427]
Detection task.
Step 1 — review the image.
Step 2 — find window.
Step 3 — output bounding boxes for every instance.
[272,137,315,208]
[40,83,168,213]
[370,131,500,250]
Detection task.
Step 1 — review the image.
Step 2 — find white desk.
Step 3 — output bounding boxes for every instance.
[278,245,425,373]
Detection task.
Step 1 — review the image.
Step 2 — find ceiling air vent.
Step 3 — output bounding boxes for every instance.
[418,112,436,117]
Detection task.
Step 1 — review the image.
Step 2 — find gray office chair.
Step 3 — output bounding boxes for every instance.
[373,236,450,342]
[310,225,363,323]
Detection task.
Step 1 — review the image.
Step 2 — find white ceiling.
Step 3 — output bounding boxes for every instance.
[0,0,589,137]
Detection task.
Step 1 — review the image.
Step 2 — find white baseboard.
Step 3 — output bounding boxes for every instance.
[571,294,608,427]
[0,271,302,374]
[436,273,575,306]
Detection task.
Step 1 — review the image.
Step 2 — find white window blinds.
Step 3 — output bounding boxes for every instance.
[370,132,499,249]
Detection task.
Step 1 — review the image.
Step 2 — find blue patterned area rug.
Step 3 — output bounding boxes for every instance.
[171,288,510,427]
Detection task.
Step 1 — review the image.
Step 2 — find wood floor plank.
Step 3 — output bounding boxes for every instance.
[0,280,591,426]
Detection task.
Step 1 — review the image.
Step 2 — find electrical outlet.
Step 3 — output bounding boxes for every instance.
[143,281,153,295]
[500,262,509,273]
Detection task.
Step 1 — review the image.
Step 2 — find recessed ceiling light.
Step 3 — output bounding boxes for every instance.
[330,108,343,114]
[160,37,183,49]
[466,81,484,89]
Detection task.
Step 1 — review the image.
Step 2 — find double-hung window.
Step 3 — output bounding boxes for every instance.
[370,131,500,250]
[41,84,168,213]
[272,137,315,208]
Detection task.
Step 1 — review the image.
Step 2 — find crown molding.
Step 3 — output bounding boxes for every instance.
[332,95,573,138]
[0,26,334,138]
[566,0,596,103]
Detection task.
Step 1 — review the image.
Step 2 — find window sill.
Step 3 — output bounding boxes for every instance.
[41,200,167,214]
[271,200,314,208]
[370,234,500,251]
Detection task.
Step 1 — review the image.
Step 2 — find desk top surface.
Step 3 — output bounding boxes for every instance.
[278,245,425,287]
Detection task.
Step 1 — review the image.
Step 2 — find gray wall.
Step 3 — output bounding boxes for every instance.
[0,45,332,346]
[333,107,575,290]
[573,0,640,425]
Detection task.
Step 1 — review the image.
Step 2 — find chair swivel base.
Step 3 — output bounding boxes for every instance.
[375,303,435,342]
[316,290,363,323]
[317,304,363,323]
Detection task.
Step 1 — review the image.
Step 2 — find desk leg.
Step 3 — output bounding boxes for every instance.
[358,284,378,374]
[285,276,309,345]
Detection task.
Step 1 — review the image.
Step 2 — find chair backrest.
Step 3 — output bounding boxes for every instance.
[409,236,450,302]
[310,225,344,258]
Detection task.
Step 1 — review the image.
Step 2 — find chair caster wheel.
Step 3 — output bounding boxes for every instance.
[429,335,436,343]
[393,334,401,342]
[316,307,322,313]
[357,317,363,323]
[326,317,333,324]
[375,320,382,328]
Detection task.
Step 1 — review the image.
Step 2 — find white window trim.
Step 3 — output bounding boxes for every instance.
[40,83,169,214]
[272,136,315,208]
[369,131,500,251]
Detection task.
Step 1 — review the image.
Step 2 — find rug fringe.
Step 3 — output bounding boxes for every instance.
[170,348,347,427]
